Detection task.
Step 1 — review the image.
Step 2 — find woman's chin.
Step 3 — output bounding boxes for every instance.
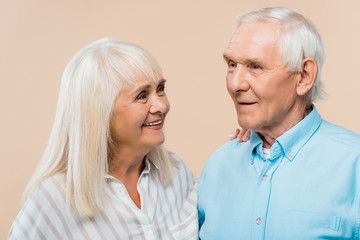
[143,137,166,150]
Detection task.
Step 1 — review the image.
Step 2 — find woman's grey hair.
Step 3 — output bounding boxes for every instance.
[23,38,174,217]
[234,7,326,101]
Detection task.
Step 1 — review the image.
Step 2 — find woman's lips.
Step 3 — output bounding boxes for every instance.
[142,119,162,126]
[142,119,164,130]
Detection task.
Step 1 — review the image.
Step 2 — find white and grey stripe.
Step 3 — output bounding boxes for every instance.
[8,156,198,240]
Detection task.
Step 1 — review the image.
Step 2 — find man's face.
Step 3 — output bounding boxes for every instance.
[224,22,302,135]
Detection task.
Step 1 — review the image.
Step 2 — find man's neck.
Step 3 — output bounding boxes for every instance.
[258,104,312,148]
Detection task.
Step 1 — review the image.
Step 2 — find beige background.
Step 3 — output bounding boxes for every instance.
[1,0,360,237]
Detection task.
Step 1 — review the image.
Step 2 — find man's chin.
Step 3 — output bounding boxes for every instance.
[237,121,253,131]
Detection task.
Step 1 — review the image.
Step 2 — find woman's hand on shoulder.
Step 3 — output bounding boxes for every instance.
[229,128,251,142]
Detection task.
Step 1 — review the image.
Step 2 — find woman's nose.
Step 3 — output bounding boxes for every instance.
[149,95,170,114]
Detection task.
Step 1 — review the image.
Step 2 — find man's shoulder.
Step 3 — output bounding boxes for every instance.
[213,139,249,156]
[202,139,249,170]
[318,120,360,150]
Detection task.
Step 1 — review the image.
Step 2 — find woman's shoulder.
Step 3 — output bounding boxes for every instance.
[25,174,67,215]
[167,154,199,238]
[35,174,66,202]
[8,175,68,239]
[168,154,197,193]
[170,154,195,180]
[40,174,65,188]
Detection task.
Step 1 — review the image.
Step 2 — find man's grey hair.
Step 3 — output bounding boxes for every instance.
[234,7,326,101]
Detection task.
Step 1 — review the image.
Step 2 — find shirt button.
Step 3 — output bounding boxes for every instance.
[257,148,260,154]
[256,217,262,225]
[262,174,268,181]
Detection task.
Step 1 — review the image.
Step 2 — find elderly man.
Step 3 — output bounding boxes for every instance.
[198,7,360,239]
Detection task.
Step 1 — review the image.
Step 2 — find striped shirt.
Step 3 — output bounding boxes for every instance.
[9,156,198,239]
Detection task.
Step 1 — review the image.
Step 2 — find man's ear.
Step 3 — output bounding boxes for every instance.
[297,58,318,96]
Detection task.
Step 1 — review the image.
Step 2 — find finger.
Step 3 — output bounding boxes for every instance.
[237,128,247,142]
[229,129,240,140]
[237,128,251,142]
[242,129,251,141]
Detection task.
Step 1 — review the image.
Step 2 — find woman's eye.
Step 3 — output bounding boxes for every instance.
[157,84,165,93]
[136,92,147,101]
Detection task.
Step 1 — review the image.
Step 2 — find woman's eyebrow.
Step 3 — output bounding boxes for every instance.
[158,79,167,85]
[131,78,167,94]
[131,84,151,94]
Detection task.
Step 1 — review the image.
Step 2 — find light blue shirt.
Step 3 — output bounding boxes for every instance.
[198,107,360,239]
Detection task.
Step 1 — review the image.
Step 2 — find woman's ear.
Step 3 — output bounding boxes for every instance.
[297,58,318,96]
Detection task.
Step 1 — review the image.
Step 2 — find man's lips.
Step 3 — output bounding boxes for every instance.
[238,101,256,105]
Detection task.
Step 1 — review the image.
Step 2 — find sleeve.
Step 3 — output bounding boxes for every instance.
[168,154,199,240]
[198,166,206,230]
[198,152,214,235]
[8,178,67,240]
[356,192,360,240]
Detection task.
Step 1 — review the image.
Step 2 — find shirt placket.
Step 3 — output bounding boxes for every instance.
[251,147,283,240]
[138,173,158,240]
[109,165,158,240]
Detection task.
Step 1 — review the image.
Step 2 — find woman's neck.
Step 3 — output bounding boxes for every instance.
[108,147,146,209]
[109,147,146,181]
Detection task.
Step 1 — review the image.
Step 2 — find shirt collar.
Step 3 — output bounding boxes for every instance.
[276,106,322,161]
[145,155,160,171]
[248,130,264,164]
[248,105,322,163]
[105,155,159,181]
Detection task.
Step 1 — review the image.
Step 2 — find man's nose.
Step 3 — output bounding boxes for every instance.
[227,65,250,93]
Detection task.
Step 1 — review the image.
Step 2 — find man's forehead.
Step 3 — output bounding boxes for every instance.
[229,22,281,43]
[224,22,283,66]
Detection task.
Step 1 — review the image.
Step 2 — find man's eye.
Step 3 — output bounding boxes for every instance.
[228,61,237,69]
[248,64,263,72]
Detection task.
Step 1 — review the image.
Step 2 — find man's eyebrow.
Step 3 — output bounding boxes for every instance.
[245,59,262,65]
[222,53,262,66]
[223,53,232,62]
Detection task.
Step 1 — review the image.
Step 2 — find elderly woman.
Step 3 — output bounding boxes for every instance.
[8,38,198,239]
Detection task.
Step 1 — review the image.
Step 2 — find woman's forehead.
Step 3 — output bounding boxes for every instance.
[121,77,165,92]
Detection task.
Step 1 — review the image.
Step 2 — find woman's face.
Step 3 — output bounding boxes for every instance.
[110,77,170,154]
